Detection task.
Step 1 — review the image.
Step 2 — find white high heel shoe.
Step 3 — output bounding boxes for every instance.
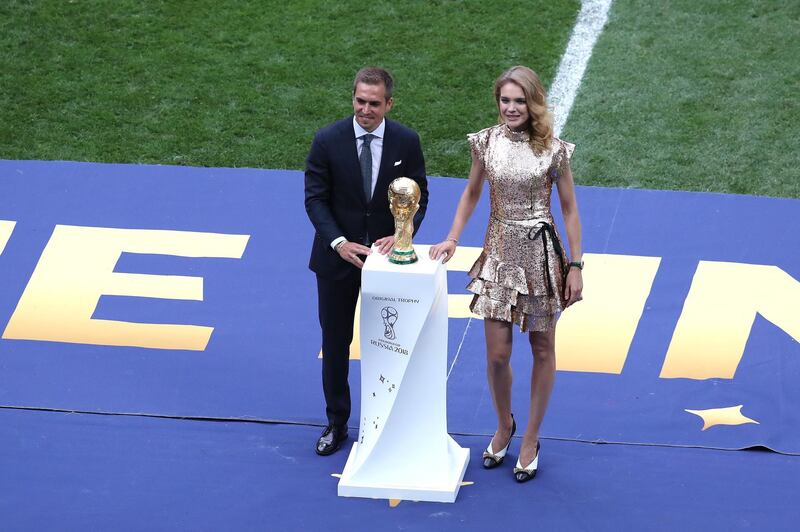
[514,441,540,482]
[482,414,516,469]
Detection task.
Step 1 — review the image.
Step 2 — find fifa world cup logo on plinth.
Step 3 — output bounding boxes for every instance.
[381,306,398,340]
[388,177,421,265]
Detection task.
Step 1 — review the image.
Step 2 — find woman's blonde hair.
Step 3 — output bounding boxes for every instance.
[494,66,553,154]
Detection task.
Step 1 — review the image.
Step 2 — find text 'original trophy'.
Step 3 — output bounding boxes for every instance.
[388,177,420,265]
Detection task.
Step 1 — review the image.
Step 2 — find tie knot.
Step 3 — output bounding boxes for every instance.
[362,133,374,146]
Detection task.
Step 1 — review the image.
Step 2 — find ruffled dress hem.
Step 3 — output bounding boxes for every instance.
[467,252,564,333]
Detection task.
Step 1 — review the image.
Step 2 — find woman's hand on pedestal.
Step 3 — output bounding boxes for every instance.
[429,239,457,263]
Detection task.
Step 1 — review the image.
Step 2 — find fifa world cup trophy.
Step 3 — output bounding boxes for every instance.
[387,177,421,265]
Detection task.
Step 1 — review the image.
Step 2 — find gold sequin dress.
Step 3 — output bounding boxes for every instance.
[466,124,575,332]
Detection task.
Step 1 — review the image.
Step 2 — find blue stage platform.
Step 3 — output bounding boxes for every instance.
[2,408,799,531]
[0,159,798,529]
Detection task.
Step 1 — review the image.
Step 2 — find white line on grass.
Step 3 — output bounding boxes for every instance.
[550,0,614,137]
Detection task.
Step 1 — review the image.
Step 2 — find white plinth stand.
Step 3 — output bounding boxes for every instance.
[337,245,470,503]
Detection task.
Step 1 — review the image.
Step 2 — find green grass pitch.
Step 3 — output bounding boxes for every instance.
[1,1,796,198]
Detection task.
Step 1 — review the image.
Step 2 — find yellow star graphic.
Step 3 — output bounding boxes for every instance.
[685,404,759,431]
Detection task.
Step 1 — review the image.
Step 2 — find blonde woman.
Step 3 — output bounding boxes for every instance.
[430,66,583,482]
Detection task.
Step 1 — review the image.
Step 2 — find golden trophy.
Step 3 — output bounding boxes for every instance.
[388,177,421,265]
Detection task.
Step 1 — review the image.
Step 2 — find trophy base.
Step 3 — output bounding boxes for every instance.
[388,248,418,265]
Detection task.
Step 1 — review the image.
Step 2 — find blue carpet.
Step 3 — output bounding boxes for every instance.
[1,159,798,528]
[1,160,798,453]
[1,408,797,531]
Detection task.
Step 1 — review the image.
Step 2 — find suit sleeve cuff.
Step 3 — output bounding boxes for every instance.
[330,236,346,250]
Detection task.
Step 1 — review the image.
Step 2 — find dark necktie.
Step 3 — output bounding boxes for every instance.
[360,134,375,201]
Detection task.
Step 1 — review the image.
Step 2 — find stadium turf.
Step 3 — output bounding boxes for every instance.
[1,1,796,197]
[0,0,577,179]
[563,0,799,198]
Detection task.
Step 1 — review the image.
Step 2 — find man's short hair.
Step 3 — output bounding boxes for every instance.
[353,67,394,100]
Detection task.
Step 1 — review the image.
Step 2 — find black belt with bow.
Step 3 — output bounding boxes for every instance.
[490,217,566,298]
[527,222,565,297]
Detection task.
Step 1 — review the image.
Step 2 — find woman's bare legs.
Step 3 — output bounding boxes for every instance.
[484,318,515,452]
[519,327,557,466]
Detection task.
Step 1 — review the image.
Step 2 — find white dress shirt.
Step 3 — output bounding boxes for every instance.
[330,118,386,250]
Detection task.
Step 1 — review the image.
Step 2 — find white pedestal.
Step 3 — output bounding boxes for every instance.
[337,245,470,503]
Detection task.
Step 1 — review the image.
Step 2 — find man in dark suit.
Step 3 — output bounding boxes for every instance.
[305,67,428,455]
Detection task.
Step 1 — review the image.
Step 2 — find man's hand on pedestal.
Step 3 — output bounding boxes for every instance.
[373,235,395,255]
[336,241,372,268]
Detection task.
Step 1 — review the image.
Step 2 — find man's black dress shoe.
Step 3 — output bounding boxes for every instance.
[315,425,348,456]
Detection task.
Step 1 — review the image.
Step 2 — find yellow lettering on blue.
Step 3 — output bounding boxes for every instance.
[661,261,800,379]
[0,220,15,254]
[2,225,250,351]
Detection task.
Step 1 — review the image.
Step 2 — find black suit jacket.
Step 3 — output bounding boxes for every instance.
[305,117,428,280]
